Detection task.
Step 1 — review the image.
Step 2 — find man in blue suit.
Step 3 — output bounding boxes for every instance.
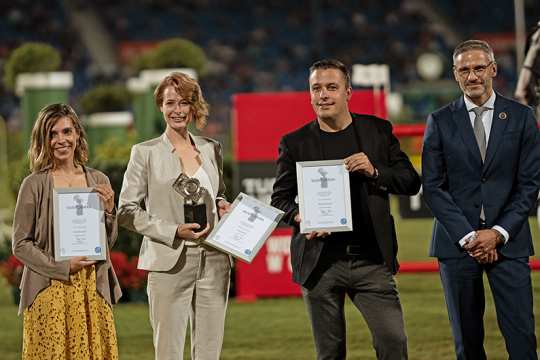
[422,39,540,359]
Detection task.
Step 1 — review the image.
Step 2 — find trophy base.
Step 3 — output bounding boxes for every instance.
[184,203,207,229]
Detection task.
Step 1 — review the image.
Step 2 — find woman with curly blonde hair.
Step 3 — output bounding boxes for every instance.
[119,72,232,360]
[12,103,122,359]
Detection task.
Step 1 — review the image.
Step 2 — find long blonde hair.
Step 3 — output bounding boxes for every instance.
[28,103,89,172]
[154,72,209,130]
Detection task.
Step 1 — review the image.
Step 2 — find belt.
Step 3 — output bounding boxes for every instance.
[325,244,369,257]
[346,245,363,256]
[323,242,383,262]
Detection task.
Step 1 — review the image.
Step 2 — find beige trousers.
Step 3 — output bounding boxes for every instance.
[147,245,231,360]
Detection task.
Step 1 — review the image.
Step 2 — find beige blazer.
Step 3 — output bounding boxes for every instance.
[12,167,122,315]
[118,133,230,271]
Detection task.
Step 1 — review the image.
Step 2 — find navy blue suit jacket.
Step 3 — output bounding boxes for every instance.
[422,93,540,259]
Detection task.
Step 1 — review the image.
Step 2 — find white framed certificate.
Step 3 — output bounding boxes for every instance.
[296,160,353,233]
[53,188,107,261]
[205,193,284,263]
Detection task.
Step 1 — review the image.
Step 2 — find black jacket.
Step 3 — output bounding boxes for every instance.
[271,113,420,285]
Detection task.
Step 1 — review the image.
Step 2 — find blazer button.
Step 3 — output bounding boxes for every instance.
[481,177,487,183]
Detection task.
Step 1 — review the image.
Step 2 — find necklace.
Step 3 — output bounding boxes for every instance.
[52,168,83,187]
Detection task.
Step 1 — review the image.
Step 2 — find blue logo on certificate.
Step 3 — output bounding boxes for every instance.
[340,218,347,224]
[244,249,252,255]
[95,246,102,254]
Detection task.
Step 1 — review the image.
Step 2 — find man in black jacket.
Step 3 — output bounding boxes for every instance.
[271,59,420,360]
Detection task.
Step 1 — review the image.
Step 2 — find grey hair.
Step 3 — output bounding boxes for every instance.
[453,40,495,65]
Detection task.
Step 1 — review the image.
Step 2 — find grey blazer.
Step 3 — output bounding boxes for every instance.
[118,133,229,271]
[12,167,122,314]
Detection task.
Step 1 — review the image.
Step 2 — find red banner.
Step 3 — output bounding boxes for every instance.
[233,90,386,299]
[233,90,387,162]
[235,228,299,300]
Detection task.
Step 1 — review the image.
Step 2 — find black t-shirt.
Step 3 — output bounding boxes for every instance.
[318,122,382,261]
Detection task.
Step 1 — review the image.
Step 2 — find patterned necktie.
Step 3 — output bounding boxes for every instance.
[472,106,488,161]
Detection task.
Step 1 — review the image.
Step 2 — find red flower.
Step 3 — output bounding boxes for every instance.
[110,251,147,290]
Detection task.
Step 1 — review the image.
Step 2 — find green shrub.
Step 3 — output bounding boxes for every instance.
[0,231,12,262]
[90,133,141,256]
[3,42,61,91]
[7,157,30,202]
[131,38,207,75]
[80,84,132,114]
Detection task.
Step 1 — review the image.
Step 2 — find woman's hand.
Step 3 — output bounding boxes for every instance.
[94,183,115,213]
[176,223,211,241]
[217,199,231,218]
[69,256,96,274]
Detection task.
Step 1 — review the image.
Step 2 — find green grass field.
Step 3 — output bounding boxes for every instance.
[0,217,539,359]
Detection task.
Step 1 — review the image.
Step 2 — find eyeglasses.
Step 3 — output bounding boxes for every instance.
[455,61,493,78]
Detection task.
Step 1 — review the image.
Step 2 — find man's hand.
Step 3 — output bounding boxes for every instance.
[463,229,504,254]
[464,229,504,264]
[294,213,330,240]
[176,223,210,242]
[305,231,331,240]
[472,248,499,264]
[344,152,376,177]
[217,199,231,218]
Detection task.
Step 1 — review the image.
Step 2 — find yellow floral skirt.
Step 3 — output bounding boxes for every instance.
[22,265,118,360]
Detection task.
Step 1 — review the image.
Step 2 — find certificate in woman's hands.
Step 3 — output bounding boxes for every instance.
[296,160,353,234]
[205,193,284,263]
[53,188,107,261]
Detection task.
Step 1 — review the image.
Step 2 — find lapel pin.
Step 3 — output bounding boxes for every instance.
[498,112,507,120]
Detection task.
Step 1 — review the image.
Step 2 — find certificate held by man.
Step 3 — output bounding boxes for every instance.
[205,193,284,263]
[53,188,107,261]
[296,160,353,233]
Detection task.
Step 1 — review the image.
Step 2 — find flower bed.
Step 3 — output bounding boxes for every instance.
[0,252,148,304]
[109,251,148,303]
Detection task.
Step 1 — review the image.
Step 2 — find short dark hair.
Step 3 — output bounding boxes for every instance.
[309,59,351,87]
[453,40,495,65]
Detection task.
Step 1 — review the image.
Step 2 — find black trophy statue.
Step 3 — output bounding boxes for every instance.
[172,173,208,229]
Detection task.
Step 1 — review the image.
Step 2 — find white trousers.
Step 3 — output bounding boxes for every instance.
[147,245,231,360]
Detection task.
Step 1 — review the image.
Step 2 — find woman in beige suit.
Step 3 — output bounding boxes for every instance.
[118,72,232,360]
[12,103,122,359]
